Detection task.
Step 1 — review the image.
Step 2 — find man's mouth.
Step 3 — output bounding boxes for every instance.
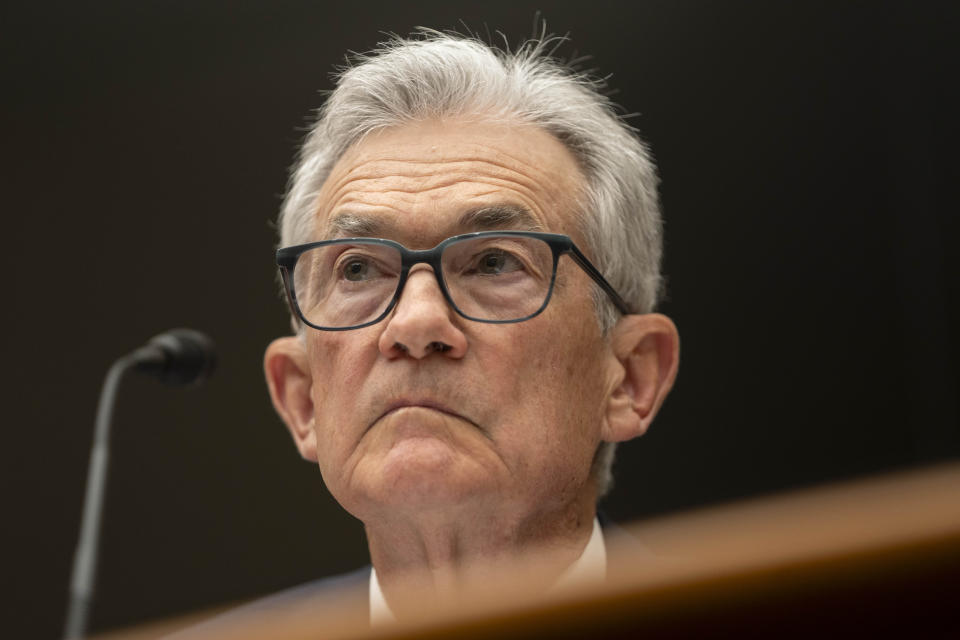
[370,398,477,430]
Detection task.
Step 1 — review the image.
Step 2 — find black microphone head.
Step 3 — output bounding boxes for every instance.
[143,328,217,386]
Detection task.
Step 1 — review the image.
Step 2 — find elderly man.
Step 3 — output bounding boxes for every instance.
[258,30,678,623]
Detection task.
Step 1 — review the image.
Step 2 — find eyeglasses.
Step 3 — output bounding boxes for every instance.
[276,231,631,331]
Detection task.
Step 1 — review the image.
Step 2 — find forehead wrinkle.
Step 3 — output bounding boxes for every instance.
[332,157,548,195]
[315,133,585,239]
[355,172,543,201]
[334,137,567,185]
[320,163,553,228]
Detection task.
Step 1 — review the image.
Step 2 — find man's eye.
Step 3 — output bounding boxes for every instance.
[474,251,523,275]
[340,257,373,281]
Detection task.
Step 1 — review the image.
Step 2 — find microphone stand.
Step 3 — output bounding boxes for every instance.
[63,350,158,639]
[62,329,214,638]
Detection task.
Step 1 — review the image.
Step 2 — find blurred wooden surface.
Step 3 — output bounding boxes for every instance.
[98,462,960,639]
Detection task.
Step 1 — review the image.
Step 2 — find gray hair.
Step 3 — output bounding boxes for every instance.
[278,30,664,498]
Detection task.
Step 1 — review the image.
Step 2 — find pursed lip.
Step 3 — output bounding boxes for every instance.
[370,398,475,430]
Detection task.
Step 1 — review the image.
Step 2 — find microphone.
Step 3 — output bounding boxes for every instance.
[132,328,218,386]
[64,329,216,639]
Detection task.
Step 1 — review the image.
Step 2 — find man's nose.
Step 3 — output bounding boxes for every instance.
[377,266,468,360]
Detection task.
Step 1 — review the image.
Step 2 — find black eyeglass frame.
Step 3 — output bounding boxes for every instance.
[276,230,632,331]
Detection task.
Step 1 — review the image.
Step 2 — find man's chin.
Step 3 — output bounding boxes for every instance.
[384,438,476,485]
[368,408,492,482]
[356,439,495,512]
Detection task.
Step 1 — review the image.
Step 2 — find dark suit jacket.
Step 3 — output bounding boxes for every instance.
[165,567,371,638]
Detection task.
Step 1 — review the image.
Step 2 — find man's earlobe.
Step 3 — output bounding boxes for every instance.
[601,313,680,443]
[264,337,318,462]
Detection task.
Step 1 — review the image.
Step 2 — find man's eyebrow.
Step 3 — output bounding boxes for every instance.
[323,205,542,239]
[325,213,393,238]
[457,205,544,231]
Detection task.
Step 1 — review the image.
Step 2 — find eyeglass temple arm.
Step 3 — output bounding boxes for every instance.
[278,266,304,326]
[566,244,633,316]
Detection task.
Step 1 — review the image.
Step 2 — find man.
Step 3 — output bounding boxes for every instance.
[220,29,677,629]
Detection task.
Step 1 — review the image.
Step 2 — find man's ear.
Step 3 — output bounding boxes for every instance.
[264,336,318,462]
[601,313,680,443]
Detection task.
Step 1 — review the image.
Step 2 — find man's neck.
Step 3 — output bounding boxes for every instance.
[364,504,597,619]
[370,517,605,624]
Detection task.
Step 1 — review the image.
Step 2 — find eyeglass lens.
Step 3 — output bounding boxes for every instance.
[291,235,555,328]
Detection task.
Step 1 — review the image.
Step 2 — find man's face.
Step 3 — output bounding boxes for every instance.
[294,119,619,529]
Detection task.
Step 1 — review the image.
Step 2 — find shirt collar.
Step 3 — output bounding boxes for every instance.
[369,517,605,625]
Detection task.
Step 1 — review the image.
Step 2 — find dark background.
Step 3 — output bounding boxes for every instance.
[3,2,956,638]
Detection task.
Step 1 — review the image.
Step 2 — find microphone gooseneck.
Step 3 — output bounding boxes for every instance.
[63,329,216,639]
